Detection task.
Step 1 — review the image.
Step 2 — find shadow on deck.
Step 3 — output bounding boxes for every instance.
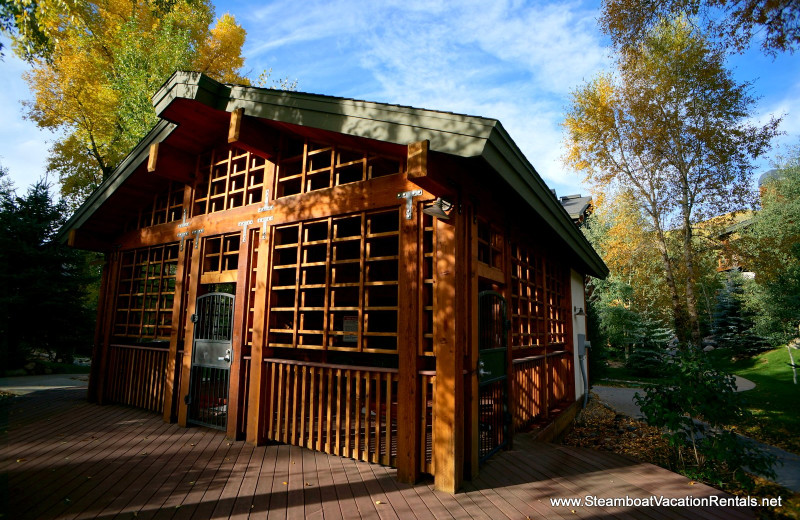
[1,388,754,519]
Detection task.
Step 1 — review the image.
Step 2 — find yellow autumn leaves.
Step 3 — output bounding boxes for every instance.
[9,0,249,207]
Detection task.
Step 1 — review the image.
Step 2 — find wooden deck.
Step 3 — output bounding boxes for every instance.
[1,388,754,519]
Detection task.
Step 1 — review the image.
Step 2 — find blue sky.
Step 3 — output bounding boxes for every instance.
[1,0,799,198]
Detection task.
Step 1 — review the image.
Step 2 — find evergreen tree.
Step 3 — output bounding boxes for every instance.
[0,175,97,372]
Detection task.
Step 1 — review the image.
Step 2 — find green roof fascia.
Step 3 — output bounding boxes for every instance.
[154,71,497,159]
[482,122,608,278]
[56,119,176,243]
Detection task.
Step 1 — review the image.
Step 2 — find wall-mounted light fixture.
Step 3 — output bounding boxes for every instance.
[422,198,453,220]
[574,306,586,316]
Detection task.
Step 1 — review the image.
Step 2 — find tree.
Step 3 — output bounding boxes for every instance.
[564,17,780,345]
[600,0,800,56]
[0,172,98,373]
[739,146,800,342]
[4,0,248,209]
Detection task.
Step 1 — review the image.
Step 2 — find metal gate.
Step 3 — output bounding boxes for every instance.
[186,292,234,430]
[477,290,510,462]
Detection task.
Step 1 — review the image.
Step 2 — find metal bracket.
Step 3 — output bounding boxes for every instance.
[257,216,274,237]
[258,189,274,213]
[191,228,204,249]
[177,231,190,252]
[177,209,190,229]
[237,219,254,242]
[397,189,423,220]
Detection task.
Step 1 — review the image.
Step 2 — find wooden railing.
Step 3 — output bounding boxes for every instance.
[104,344,169,413]
[513,350,572,431]
[420,372,436,475]
[261,359,400,466]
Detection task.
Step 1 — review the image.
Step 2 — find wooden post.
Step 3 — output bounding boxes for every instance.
[226,227,254,439]
[433,215,464,493]
[247,225,272,444]
[396,194,421,483]
[162,240,191,422]
[88,256,111,403]
[466,207,479,479]
[502,228,514,450]
[178,238,204,427]
[96,251,121,405]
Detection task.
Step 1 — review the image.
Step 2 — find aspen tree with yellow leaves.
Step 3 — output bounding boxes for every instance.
[2,0,249,208]
[600,0,800,56]
[564,18,780,346]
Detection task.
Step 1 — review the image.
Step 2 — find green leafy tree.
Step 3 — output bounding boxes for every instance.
[0,173,97,372]
[739,149,800,342]
[601,0,800,56]
[564,17,780,346]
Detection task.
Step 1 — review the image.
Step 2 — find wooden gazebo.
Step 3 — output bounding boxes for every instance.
[60,71,608,493]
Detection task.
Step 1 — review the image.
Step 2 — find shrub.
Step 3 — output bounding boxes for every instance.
[635,348,776,488]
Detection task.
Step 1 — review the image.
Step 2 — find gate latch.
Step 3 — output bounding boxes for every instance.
[218,349,231,363]
[478,359,490,378]
[190,313,199,323]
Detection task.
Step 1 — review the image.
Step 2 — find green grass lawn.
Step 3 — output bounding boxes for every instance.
[708,346,800,455]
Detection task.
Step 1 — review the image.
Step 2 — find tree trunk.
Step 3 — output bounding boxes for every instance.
[681,211,702,346]
[651,218,687,345]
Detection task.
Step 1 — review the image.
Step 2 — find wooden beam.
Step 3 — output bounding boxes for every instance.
[433,215,464,493]
[95,251,121,405]
[67,228,112,252]
[227,226,255,439]
[177,237,204,427]
[87,256,111,403]
[114,175,430,251]
[407,140,428,180]
[407,145,455,196]
[396,187,421,483]
[162,237,191,423]
[228,108,280,158]
[247,225,273,444]
[148,142,195,183]
[466,207,479,479]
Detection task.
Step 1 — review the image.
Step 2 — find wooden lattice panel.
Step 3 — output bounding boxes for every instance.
[200,232,240,285]
[193,147,268,216]
[274,135,403,198]
[545,260,569,347]
[129,181,184,230]
[267,209,400,353]
[510,243,546,348]
[477,218,504,269]
[114,243,179,340]
[420,211,435,356]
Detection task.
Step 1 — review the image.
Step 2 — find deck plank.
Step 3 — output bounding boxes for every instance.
[1,390,757,520]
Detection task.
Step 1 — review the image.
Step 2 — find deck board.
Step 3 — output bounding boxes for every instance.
[2,389,757,520]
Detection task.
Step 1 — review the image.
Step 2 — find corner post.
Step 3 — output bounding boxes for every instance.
[433,213,464,493]
[177,237,203,427]
[95,250,120,405]
[396,179,421,483]
[227,227,255,439]
[247,224,273,444]
[163,240,191,422]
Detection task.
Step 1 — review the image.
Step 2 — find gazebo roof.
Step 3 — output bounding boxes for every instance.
[60,71,608,278]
